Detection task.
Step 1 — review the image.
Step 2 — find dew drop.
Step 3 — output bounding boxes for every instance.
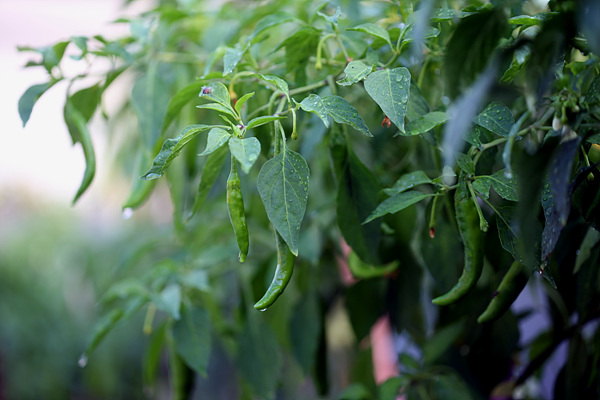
[504,170,513,179]
[122,207,134,220]
[78,354,88,368]
[576,249,581,256]
[259,308,267,312]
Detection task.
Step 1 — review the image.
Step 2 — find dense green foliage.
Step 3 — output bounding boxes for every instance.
[17,0,600,398]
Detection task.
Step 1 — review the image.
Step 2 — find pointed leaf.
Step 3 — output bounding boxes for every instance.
[65,103,96,204]
[317,6,342,25]
[223,45,246,76]
[200,81,233,111]
[248,12,299,43]
[472,170,518,201]
[173,304,211,377]
[322,95,371,136]
[154,284,181,319]
[246,115,286,130]
[196,102,237,119]
[235,92,255,114]
[257,147,310,256]
[364,67,411,133]
[364,191,434,223]
[348,23,392,48]
[198,127,231,156]
[403,111,447,136]
[384,171,432,195]
[474,102,514,137]
[229,137,261,173]
[18,81,56,127]
[300,94,329,127]
[258,74,290,98]
[336,61,373,86]
[143,124,213,180]
[456,153,476,176]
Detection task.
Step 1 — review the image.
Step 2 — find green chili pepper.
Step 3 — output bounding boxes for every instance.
[254,231,295,310]
[432,172,484,306]
[477,261,529,323]
[227,156,249,262]
[348,250,399,279]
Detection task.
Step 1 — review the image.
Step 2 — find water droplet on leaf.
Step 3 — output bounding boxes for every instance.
[122,208,134,220]
[78,354,88,368]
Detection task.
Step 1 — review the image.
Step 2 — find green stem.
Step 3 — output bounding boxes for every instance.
[315,33,336,70]
[467,181,488,232]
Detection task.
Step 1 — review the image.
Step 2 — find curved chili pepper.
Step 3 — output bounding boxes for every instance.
[254,231,295,310]
[432,172,485,305]
[227,156,249,262]
[477,261,529,323]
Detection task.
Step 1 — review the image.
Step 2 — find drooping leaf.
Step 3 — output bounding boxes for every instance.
[131,71,171,149]
[336,61,373,86]
[257,146,310,256]
[279,26,321,80]
[322,95,371,136]
[444,8,508,99]
[18,81,57,127]
[335,147,381,264]
[474,102,514,137]
[348,23,392,48]
[229,137,261,173]
[456,153,476,176]
[364,67,411,133]
[299,94,330,127]
[198,127,231,156]
[172,304,211,377]
[384,170,433,195]
[143,124,214,180]
[188,145,229,220]
[364,191,434,224]
[403,111,447,136]
[64,103,96,204]
[258,74,290,99]
[472,170,518,201]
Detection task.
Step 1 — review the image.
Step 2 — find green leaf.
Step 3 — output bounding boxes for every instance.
[64,103,96,204]
[444,8,508,99]
[337,382,372,400]
[188,145,228,220]
[336,61,373,86]
[474,102,514,137]
[246,115,286,130]
[18,81,56,127]
[235,92,255,114]
[196,102,237,119]
[257,146,310,256]
[299,94,329,127]
[509,13,554,27]
[143,124,213,180]
[248,12,299,43]
[322,95,372,136]
[501,46,531,83]
[423,320,465,364]
[384,170,432,195]
[289,291,321,373]
[131,71,170,149]
[472,170,518,201]
[364,67,411,133]
[161,80,206,133]
[223,45,247,76]
[456,153,476,176]
[199,81,233,111]
[172,304,211,377]
[348,23,392,48]
[364,191,434,223]
[280,26,321,79]
[403,111,447,136]
[258,74,290,98]
[198,127,231,156]
[154,284,181,319]
[143,323,166,388]
[318,6,342,25]
[335,147,381,264]
[229,137,261,173]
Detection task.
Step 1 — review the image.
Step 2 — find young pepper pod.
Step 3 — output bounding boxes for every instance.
[432,172,485,305]
[254,231,295,310]
[227,156,249,262]
[477,261,529,323]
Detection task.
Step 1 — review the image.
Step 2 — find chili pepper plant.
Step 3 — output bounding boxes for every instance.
[18,0,600,398]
